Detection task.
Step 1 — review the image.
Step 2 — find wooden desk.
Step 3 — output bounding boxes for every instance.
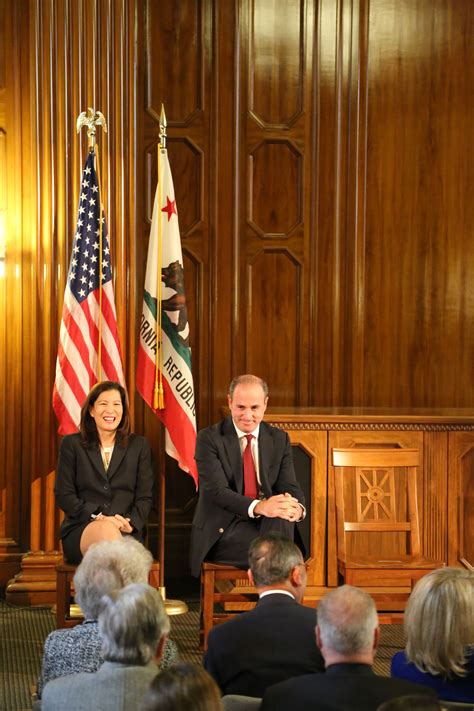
[265,408,474,604]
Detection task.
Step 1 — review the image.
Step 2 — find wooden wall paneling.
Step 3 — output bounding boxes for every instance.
[362,0,474,408]
[31,0,62,552]
[0,0,7,545]
[422,431,447,564]
[325,0,351,407]
[344,0,369,406]
[327,430,425,586]
[448,432,474,569]
[210,0,236,416]
[1,0,28,558]
[237,0,314,406]
[0,0,24,564]
[312,0,339,406]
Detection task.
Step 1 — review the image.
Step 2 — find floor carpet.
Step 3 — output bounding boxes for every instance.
[0,598,404,711]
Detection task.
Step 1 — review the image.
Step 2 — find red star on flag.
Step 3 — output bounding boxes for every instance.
[162,196,177,221]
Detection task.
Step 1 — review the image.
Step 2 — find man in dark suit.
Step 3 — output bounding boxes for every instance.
[204,533,324,697]
[262,585,438,711]
[190,374,305,576]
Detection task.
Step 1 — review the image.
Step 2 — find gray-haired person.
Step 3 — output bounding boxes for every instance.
[42,583,169,710]
[37,538,178,698]
[204,532,324,697]
[262,585,438,711]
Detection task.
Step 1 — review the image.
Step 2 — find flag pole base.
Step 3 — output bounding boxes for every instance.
[159,586,189,616]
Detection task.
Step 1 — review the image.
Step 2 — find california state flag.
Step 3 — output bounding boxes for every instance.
[136,147,198,486]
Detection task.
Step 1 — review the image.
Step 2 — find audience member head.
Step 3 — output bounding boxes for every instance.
[247,532,307,603]
[73,537,153,620]
[140,663,223,711]
[80,380,130,445]
[376,695,441,711]
[404,566,474,679]
[99,583,170,665]
[316,585,379,666]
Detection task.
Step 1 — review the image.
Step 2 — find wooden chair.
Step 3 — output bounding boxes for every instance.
[55,558,161,628]
[332,448,441,609]
[200,562,259,650]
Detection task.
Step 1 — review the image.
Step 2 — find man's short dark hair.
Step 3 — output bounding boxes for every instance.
[248,533,303,587]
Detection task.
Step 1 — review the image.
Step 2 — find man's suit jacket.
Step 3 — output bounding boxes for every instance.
[262,663,438,711]
[204,592,324,697]
[190,417,305,576]
[41,660,159,711]
[54,433,154,540]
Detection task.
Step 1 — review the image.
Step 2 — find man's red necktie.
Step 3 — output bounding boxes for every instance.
[243,434,258,499]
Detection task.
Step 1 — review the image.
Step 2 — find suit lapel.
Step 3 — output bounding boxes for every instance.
[106,443,126,480]
[222,417,244,492]
[258,423,274,495]
[88,447,107,478]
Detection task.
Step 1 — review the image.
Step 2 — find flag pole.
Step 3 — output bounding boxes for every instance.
[153,109,165,410]
[76,108,108,382]
[157,106,166,589]
[156,105,188,615]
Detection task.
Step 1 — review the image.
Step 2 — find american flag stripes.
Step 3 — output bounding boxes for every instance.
[53,150,125,434]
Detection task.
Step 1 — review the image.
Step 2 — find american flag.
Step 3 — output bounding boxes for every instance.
[53,150,125,434]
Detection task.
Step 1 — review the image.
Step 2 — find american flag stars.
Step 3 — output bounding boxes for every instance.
[68,151,112,302]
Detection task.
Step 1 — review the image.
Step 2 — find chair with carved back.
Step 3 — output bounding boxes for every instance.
[332,447,442,612]
[200,562,259,650]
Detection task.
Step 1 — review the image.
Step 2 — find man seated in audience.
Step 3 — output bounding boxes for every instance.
[42,583,169,710]
[37,538,177,698]
[262,585,438,711]
[204,532,324,697]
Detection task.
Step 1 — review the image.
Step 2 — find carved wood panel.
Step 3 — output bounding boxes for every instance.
[448,432,474,569]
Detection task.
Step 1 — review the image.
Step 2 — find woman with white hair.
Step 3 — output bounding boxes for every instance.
[391,567,474,703]
[42,583,170,710]
[37,538,178,698]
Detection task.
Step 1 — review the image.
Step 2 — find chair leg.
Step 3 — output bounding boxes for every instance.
[148,561,160,589]
[200,570,215,652]
[56,571,69,628]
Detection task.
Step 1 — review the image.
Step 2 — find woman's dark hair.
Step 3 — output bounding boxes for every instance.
[79,380,130,447]
[140,663,223,711]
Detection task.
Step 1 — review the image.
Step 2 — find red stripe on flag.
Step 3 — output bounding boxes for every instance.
[62,300,95,383]
[55,336,89,409]
[97,289,124,382]
[81,297,100,361]
[52,383,80,435]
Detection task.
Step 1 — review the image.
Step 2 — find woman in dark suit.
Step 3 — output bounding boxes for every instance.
[55,380,154,564]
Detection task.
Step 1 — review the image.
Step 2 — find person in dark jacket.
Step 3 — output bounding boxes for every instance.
[55,380,154,564]
[262,585,438,711]
[204,533,324,697]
